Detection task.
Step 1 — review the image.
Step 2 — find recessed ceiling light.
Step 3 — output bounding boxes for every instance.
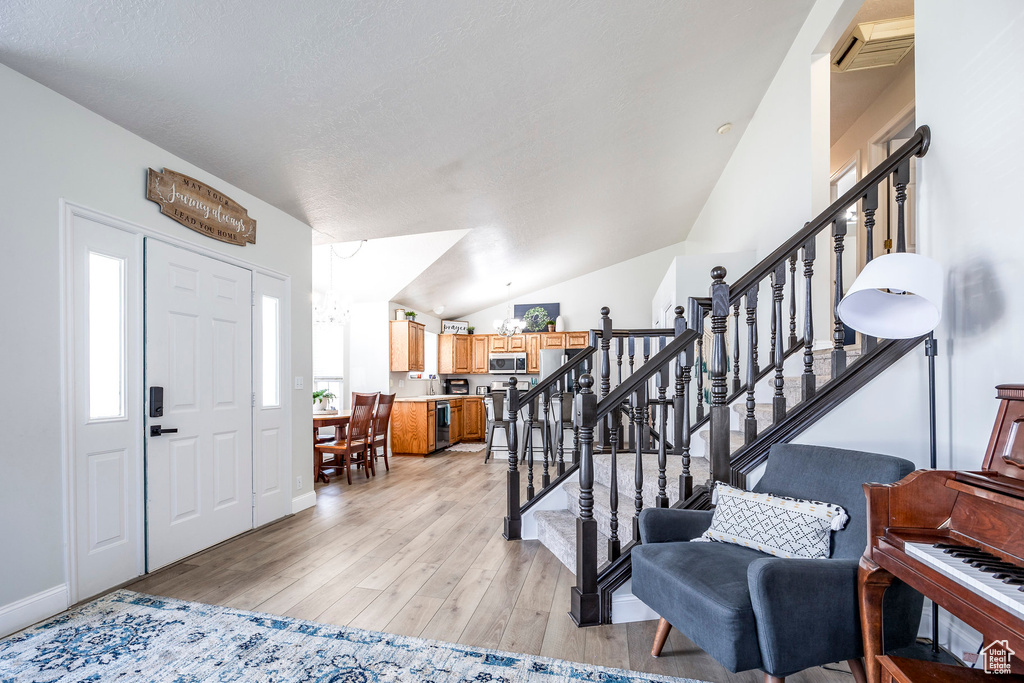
[717,123,733,135]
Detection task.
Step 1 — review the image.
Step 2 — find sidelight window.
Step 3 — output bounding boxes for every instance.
[88,252,126,419]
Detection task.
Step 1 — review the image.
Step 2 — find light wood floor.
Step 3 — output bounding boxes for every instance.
[126,448,850,682]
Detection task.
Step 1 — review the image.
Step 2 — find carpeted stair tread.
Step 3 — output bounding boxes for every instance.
[535,509,610,572]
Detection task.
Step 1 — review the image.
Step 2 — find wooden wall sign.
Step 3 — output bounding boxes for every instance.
[146,168,256,246]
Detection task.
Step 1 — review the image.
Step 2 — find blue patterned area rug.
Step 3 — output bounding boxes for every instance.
[0,590,706,682]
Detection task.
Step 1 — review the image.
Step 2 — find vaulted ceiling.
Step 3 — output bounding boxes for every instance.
[1,0,815,317]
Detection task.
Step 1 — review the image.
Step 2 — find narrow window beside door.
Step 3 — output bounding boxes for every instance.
[88,252,126,420]
[261,295,280,408]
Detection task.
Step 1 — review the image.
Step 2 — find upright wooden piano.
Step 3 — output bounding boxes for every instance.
[859,384,1024,681]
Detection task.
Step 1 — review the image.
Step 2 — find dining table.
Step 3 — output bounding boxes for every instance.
[313,411,350,483]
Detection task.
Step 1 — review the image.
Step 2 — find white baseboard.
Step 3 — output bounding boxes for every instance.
[291,490,317,514]
[610,579,660,624]
[0,584,69,638]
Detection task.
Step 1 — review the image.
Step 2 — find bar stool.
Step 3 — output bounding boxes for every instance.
[483,392,511,463]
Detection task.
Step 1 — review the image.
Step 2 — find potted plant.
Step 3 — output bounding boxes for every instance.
[312,389,336,412]
[405,310,417,321]
[545,319,556,332]
[467,326,475,335]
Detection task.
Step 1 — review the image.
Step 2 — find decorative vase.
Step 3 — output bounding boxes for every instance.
[554,315,565,332]
[394,308,405,320]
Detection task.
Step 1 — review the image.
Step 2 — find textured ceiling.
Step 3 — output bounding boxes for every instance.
[0,0,814,317]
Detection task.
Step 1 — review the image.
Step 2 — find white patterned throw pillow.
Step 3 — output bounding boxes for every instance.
[697,483,849,559]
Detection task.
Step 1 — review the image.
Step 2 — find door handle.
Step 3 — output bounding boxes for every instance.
[150,425,179,437]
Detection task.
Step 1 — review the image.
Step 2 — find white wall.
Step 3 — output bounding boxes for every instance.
[684,0,859,258]
[0,64,313,612]
[916,0,1024,469]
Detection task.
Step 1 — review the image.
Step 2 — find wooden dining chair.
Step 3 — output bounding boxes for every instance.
[369,393,396,473]
[316,392,378,484]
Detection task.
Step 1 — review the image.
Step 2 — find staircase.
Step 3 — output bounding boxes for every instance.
[501,125,932,627]
[532,346,857,572]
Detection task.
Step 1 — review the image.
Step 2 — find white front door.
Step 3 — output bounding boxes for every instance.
[145,239,254,570]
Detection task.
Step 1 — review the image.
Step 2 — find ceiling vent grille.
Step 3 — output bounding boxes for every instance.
[832,16,914,73]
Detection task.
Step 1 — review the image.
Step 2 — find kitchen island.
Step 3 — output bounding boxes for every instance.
[391,395,484,456]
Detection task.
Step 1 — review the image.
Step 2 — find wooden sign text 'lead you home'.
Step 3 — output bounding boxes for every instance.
[146,168,257,246]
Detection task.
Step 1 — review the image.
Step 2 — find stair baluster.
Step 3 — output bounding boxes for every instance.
[502,377,522,540]
[555,378,566,476]
[708,267,731,483]
[631,385,646,541]
[788,254,798,350]
[607,413,620,561]
[693,303,705,422]
[656,364,669,508]
[732,303,741,394]
[615,337,623,384]
[744,286,758,445]
[541,389,551,488]
[802,238,816,402]
[570,375,599,627]
[628,336,635,377]
[599,308,612,447]
[895,160,910,253]
[772,262,786,424]
[673,306,693,501]
[832,213,848,378]
[862,186,879,354]
[571,367,581,465]
[525,397,535,500]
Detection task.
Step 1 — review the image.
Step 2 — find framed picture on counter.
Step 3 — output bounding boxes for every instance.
[442,320,469,334]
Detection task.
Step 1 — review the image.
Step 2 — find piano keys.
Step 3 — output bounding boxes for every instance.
[859,384,1024,682]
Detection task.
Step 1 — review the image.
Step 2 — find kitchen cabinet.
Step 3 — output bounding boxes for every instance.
[540,332,565,349]
[451,400,463,443]
[392,397,483,455]
[464,397,484,441]
[489,335,507,353]
[391,400,436,454]
[471,335,489,374]
[507,335,527,352]
[390,320,426,371]
[526,333,540,374]
[438,334,472,374]
[566,331,590,349]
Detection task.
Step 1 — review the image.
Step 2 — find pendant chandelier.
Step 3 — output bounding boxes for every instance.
[492,282,523,337]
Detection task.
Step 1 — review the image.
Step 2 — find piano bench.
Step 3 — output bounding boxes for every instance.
[878,655,1024,682]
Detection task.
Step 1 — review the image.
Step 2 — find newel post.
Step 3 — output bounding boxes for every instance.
[708,267,731,484]
[570,374,600,627]
[502,377,522,541]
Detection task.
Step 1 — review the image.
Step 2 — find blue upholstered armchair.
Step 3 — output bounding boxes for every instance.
[631,444,923,683]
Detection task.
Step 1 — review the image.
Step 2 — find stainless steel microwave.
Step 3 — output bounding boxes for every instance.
[489,352,527,374]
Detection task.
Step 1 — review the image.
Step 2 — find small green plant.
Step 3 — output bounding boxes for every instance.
[545,319,556,327]
[467,326,475,334]
[312,389,336,405]
[405,311,417,320]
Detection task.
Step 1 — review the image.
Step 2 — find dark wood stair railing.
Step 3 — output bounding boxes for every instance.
[507,126,933,628]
